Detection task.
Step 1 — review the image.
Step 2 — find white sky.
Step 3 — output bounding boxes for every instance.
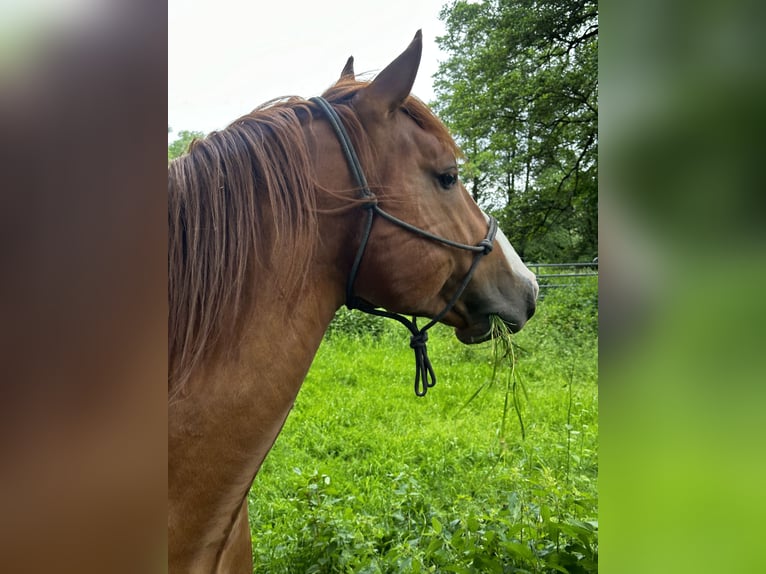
[168,0,449,137]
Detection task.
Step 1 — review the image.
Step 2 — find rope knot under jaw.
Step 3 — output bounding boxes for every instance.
[409,331,429,349]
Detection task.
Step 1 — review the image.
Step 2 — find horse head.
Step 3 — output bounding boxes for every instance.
[320,31,538,344]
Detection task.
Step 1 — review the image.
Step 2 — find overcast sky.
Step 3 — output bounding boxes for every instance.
[168,0,450,137]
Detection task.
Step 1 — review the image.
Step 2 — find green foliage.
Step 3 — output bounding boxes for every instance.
[534,279,598,341]
[168,128,205,161]
[324,307,390,340]
[248,283,598,572]
[434,0,598,262]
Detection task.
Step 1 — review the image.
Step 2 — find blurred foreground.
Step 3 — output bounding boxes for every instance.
[0,2,166,573]
[600,1,766,572]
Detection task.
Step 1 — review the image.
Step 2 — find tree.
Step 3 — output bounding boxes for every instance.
[168,127,205,162]
[434,0,597,262]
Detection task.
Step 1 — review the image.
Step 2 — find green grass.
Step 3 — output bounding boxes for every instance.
[248,279,598,573]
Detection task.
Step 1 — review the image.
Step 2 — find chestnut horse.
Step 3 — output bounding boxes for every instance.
[168,31,538,573]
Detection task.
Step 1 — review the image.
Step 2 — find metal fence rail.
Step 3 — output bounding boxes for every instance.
[527,261,598,289]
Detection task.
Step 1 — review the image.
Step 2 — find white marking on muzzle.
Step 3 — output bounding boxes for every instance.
[483,212,539,299]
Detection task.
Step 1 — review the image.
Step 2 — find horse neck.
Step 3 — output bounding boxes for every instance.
[168,189,353,573]
[197,267,340,462]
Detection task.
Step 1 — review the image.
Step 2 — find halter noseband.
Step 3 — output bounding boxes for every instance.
[310,96,498,396]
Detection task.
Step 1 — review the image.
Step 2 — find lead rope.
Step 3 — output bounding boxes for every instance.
[347,305,436,396]
[310,96,496,396]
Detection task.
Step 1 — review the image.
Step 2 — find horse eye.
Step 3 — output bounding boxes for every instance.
[438,172,458,189]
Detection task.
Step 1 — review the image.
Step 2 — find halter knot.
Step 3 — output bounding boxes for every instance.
[478,238,494,255]
[409,331,429,349]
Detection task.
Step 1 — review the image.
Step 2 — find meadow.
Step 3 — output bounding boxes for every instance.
[247,279,598,573]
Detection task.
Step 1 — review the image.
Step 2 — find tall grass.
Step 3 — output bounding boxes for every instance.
[248,279,598,573]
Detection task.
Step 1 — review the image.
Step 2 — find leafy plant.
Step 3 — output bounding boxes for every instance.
[324,307,390,340]
[249,286,598,573]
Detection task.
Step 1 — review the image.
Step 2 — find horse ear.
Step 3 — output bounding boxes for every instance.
[340,56,355,80]
[359,30,422,114]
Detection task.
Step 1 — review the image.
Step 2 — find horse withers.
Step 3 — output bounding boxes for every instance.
[168,30,538,573]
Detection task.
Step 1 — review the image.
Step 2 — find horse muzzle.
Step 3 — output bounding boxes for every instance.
[454,275,538,344]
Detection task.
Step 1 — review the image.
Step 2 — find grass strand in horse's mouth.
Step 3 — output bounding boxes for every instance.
[492,314,528,440]
[488,313,513,354]
[459,314,528,440]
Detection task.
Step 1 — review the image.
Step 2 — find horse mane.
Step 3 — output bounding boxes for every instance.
[168,78,460,393]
